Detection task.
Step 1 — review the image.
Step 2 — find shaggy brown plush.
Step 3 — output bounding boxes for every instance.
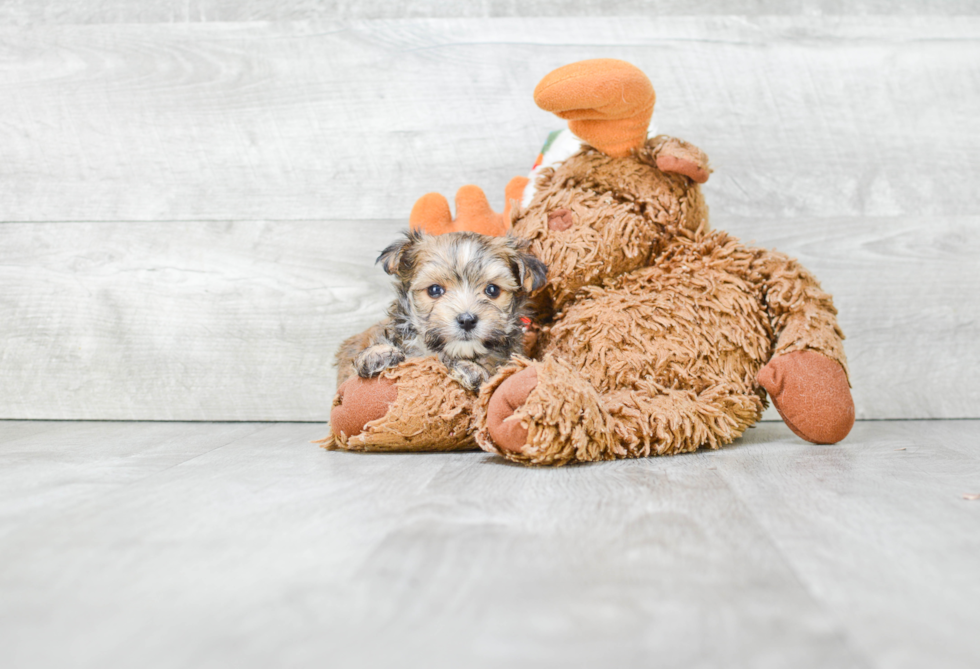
[320,59,854,466]
[470,184,850,465]
[317,356,478,452]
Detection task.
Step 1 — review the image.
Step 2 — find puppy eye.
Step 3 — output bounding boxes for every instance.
[426,285,445,298]
[484,284,501,299]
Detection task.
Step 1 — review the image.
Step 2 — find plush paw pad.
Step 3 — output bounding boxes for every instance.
[330,375,398,438]
[485,366,538,453]
[757,350,855,445]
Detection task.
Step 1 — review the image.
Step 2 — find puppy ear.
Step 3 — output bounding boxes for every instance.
[518,254,548,292]
[521,253,548,293]
[377,229,423,277]
[504,237,548,292]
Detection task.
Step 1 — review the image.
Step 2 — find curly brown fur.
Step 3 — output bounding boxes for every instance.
[470,136,850,465]
[350,230,546,392]
[327,133,850,463]
[517,137,709,315]
[320,356,480,452]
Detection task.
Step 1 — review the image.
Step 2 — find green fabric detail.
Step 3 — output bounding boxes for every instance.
[540,129,563,155]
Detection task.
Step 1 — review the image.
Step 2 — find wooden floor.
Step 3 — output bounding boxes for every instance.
[1,419,978,668]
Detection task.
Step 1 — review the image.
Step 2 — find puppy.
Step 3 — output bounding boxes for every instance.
[352,229,547,391]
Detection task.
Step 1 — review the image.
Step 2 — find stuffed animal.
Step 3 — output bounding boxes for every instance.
[320,59,855,466]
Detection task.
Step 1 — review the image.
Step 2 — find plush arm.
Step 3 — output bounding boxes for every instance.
[757,251,848,372]
[753,250,855,444]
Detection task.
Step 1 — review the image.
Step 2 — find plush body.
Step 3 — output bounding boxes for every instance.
[321,59,854,465]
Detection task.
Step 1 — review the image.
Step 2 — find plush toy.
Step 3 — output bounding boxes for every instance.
[320,59,855,465]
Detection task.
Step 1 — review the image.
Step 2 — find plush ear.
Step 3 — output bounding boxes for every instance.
[655,138,711,184]
[504,237,548,292]
[376,229,423,277]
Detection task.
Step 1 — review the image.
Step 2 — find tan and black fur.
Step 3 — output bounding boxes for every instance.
[339,230,546,392]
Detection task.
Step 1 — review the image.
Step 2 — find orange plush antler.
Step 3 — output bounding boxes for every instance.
[410,177,528,237]
[534,59,655,158]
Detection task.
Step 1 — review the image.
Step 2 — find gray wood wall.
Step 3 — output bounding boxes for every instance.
[1,3,978,421]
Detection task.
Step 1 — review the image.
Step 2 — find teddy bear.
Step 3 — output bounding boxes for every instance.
[319,59,855,466]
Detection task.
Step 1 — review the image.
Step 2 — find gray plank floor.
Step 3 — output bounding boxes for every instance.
[2,419,978,669]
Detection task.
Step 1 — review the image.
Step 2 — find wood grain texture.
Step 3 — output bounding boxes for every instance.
[4,1,978,25]
[1,16,977,420]
[0,421,266,536]
[722,213,980,421]
[0,419,977,668]
[2,214,976,420]
[0,219,403,420]
[720,420,980,669]
[0,17,977,222]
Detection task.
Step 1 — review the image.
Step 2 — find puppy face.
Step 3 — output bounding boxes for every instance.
[378,230,546,359]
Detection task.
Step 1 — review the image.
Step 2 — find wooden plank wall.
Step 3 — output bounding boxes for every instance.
[0,4,978,420]
[3,1,979,24]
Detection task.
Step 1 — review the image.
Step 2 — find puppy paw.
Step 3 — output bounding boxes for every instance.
[447,360,490,392]
[354,344,405,378]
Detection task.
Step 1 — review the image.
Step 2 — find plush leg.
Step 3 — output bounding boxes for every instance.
[476,356,764,466]
[600,382,763,457]
[476,356,619,466]
[317,356,478,452]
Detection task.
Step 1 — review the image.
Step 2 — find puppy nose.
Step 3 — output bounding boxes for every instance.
[456,313,478,331]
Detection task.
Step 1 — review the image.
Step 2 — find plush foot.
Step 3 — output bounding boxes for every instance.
[329,375,398,439]
[476,356,618,466]
[318,357,479,452]
[485,366,538,453]
[757,350,855,444]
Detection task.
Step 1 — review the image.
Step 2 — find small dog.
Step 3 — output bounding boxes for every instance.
[349,229,547,391]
